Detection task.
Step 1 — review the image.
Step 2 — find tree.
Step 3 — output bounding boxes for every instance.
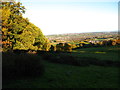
[56,43,64,51]
[2,2,26,51]
[64,43,72,52]
[2,1,50,51]
[50,45,56,51]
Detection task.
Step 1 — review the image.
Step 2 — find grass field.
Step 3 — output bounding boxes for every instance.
[73,46,119,61]
[3,46,120,88]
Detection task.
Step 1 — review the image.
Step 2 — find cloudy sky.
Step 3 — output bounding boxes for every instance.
[20,0,118,35]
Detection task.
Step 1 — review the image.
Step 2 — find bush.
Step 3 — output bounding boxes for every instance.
[50,45,56,51]
[2,52,45,80]
[40,52,120,67]
[56,43,64,51]
[41,53,91,66]
[64,43,72,52]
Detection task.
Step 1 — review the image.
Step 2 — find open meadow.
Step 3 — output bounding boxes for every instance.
[3,46,120,88]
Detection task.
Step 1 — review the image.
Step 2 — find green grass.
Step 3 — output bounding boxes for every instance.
[73,46,119,61]
[3,46,120,88]
[3,61,119,88]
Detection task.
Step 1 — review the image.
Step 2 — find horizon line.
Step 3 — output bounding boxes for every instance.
[45,30,118,35]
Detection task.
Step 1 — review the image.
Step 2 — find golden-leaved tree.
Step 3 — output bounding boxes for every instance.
[1,1,50,51]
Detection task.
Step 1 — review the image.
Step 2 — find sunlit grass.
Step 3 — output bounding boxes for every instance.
[79,51,86,53]
[72,46,119,61]
[94,51,106,54]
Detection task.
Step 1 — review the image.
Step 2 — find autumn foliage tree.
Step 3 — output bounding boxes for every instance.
[50,45,56,51]
[64,43,72,52]
[56,43,64,51]
[56,43,72,52]
[1,1,50,51]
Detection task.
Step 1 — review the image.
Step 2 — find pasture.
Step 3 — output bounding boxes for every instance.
[3,46,120,88]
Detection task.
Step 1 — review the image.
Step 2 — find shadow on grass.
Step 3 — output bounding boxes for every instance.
[37,51,120,67]
[2,52,45,81]
[2,50,120,81]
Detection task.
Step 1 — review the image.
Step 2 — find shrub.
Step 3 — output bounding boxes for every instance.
[40,52,120,67]
[42,53,91,66]
[50,45,56,51]
[2,52,45,80]
[56,43,64,51]
[64,43,72,52]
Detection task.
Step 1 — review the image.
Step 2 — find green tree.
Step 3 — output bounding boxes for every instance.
[56,43,64,51]
[2,1,50,51]
[50,45,56,51]
[64,43,72,52]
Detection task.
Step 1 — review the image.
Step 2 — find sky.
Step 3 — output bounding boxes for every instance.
[20,0,118,35]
